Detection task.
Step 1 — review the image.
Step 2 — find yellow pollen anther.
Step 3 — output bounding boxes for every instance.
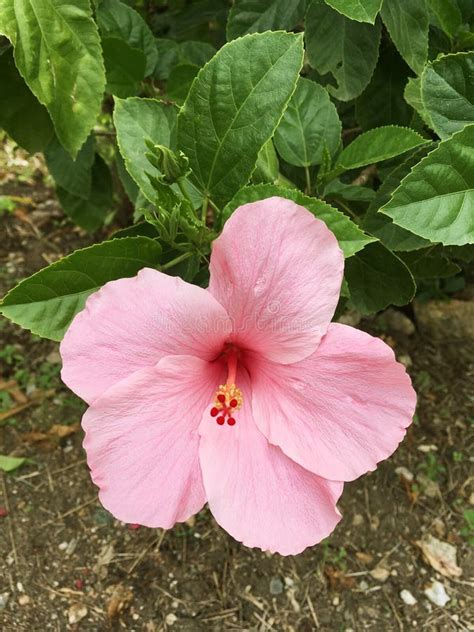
[214,383,243,411]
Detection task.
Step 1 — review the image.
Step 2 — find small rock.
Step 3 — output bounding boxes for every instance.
[359,580,369,591]
[424,580,450,607]
[269,577,284,595]
[378,308,416,336]
[400,590,417,606]
[417,444,438,453]
[416,473,441,499]
[0,507,8,518]
[18,595,30,606]
[395,466,414,483]
[46,350,61,364]
[352,514,364,526]
[58,541,68,551]
[370,566,390,582]
[398,354,412,368]
[68,603,88,624]
[355,551,373,565]
[165,613,177,626]
[0,593,9,610]
[332,596,340,606]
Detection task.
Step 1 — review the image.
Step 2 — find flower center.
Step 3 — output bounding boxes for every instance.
[210,347,243,426]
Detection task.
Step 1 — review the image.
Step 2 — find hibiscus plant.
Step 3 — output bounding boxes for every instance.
[0,1,473,553]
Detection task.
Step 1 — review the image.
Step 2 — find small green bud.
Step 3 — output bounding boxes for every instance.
[145,141,191,184]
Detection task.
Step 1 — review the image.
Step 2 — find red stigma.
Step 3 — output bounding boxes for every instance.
[216,416,225,425]
[217,394,226,403]
[227,417,236,426]
[210,407,219,417]
[230,399,238,408]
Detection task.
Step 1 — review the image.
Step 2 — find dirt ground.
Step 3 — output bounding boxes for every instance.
[1,146,473,631]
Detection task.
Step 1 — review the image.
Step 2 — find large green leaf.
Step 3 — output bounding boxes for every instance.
[345,241,416,313]
[113,97,176,203]
[380,0,429,75]
[222,184,375,257]
[324,0,382,23]
[167,63,200,105]
[356,48,412,130]
[44,135,95,199]
[274,77,341,167]
[226,0,307,39]
[305,0,381,101]
[404,77,433,127]
[381,125,474,246]
[178,31,304,208]
[154,39,215,80]
[400,249,460,279]
[427,0,462,38]
[0,0,105,158]
[102,36,146,97]
[252,139,279,184]
[363,147,432,251]
[0,49,54,152]
[0,237,162,341]
[56,154,113,231]
[96,0,158,76]
[421,52,474,139]
[338,126,427,170]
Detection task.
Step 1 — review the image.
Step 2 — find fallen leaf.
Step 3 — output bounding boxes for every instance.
[48,423,79,438]
[355,551,373,565]
[0,455,28,472]
[93,543,115,580]
[416,535,462,578]
[106,584,133,619]
[324,565,356,590]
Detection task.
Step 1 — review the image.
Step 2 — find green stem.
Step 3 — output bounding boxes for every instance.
[160,251,193,271]
[201,196,208,223]
[177,178,193,204]
[304,166,312,195]
[337,200,359,221]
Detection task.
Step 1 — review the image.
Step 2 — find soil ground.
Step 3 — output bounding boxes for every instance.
[0,146,473,631]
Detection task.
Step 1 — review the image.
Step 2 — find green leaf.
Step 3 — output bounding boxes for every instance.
[404,77,433,127]
[356,47,412,130]
[345,241,416,313]
[0,0,106,158]
[0,455,28,473]
[323,179,376,202]
[167,64,200,105]
[0,237,162,341]
[399,249,460,279]
[338,126,427,170]
[96,0,158,76]
[324,0,382,23]
[381,125,474,246]
[305,0,381,101]
[363,146,432,251]
[154,39,215,81]
[44,135,95,199]
[222,184,375,257]
[177,31,304,208]
[380,0,429,75]
[56,154,113,231]
[421,52,474,139]
[427,0,462,38]
[0,49,54,152]
[102,36,146,98]
[252,139,279,184]
[113,97,177,203]
[226,0,307,39]
[274,77,341,167]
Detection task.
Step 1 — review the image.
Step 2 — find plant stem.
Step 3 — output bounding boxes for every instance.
[160,251,193,271]
[177,179,192,203]
[304,166,312,195]
[201,196,208,223]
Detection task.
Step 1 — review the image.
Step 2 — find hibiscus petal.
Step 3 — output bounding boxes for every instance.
[61,267,231,403]
[209,197,344,364]
[198,370,343,555]
[82,355,224,529]
[251,323,416,482]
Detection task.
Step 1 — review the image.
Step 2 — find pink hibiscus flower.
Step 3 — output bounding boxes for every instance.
[60,197,416,555]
